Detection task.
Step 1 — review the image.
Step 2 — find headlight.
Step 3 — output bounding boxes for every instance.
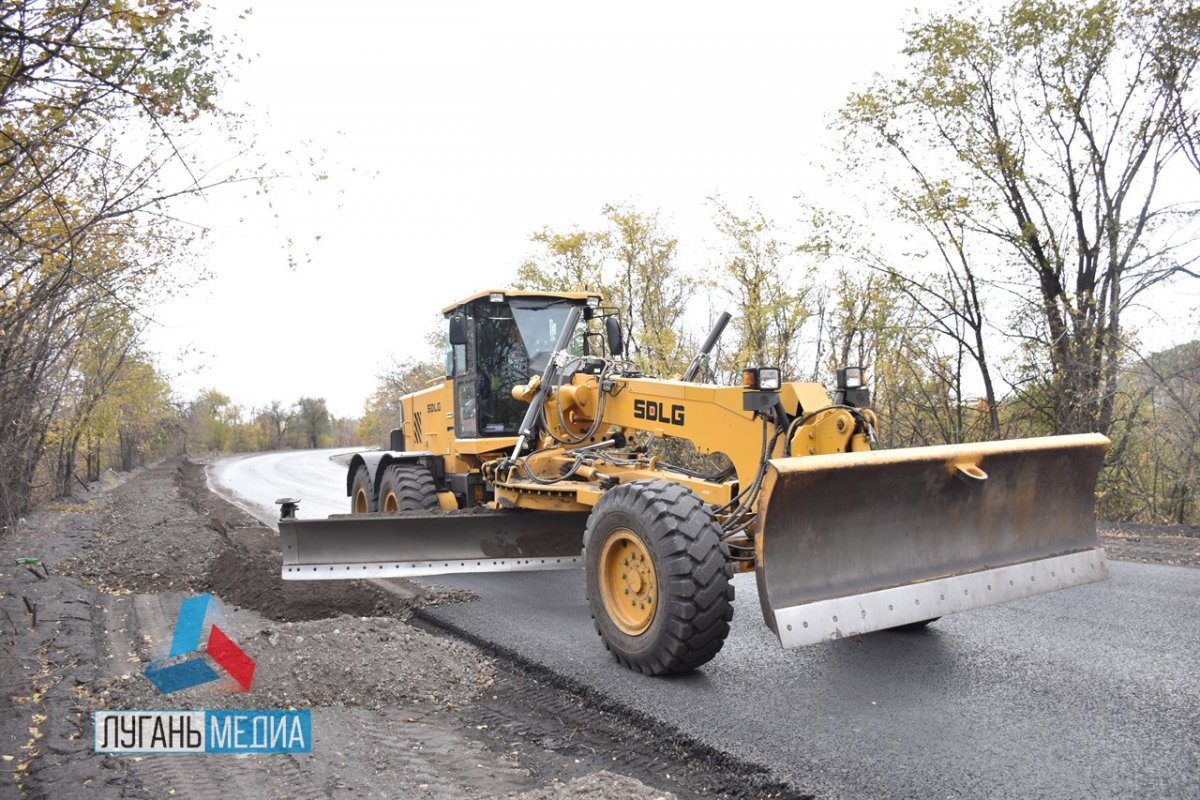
[837,366,865,389]
[742,367,782,391]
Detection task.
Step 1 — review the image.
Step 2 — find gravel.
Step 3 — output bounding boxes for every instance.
[98,612,495,711]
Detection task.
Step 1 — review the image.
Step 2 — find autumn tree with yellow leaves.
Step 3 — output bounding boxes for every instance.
[0,0,229,520]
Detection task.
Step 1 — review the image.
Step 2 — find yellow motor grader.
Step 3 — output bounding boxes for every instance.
[279,290,1109,675]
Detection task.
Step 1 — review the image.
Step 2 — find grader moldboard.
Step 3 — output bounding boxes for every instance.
[279,290,1109,675]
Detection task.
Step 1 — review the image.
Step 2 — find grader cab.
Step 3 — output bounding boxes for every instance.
[279,290,1108,675]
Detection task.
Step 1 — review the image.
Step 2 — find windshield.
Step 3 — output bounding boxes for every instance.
[459,299,585,438]
[510,301,584,362]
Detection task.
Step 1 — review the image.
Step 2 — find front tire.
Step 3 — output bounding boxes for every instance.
[584,480,734,675]
[378,463,439,512]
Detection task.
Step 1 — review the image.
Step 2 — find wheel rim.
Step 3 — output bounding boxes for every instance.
[353,488,369,513]
[381,491,398,512]
[598,528,657,636]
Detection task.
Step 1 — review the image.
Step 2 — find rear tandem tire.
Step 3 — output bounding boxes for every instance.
[350,466,375,514]
[378,463,439,512]
[583,480,734,676]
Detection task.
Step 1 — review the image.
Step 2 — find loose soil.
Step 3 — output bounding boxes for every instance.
[0,460,796,800]
[1097,521,1200,568]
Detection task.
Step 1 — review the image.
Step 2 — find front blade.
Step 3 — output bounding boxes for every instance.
[755,433,1110,647]
[280,510,588,580]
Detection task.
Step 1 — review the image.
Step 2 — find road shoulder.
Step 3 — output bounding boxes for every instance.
[0,458,799,799]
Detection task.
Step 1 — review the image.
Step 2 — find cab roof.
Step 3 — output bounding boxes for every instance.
[440,290,599,314]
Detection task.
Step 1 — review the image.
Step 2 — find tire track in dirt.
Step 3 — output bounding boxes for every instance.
[130,750,327,800]
[311,707,538,799]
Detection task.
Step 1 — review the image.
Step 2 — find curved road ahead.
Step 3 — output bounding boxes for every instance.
[212,449,1200,800]
[207,447,359,525]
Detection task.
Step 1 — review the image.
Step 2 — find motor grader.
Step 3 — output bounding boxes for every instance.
[279,290,1109,675]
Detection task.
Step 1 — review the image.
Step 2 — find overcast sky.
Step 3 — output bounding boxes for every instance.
[145,1,1199,419]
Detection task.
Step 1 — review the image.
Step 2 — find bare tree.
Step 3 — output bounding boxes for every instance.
[841,0,1200,436]
[0,1,232,520]
[709,198,813,382]
[517,204,695,377]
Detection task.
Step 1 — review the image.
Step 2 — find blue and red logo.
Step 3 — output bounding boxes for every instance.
[144,594,255,694]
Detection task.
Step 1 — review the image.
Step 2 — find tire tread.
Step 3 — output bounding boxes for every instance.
[584,479,734,675]
[380,463,439,511]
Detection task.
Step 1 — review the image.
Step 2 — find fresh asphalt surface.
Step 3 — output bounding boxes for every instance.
[213,449,1200,800]
[207,447,357,525]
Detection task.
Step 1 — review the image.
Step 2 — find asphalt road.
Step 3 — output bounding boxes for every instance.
[213,449,1200,800]
[207,447,360,524]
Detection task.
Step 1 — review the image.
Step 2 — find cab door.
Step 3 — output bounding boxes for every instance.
[451,309,479,438]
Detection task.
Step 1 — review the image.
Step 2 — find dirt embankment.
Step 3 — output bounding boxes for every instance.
[0,459,792,800]
[1097,521,1200,568]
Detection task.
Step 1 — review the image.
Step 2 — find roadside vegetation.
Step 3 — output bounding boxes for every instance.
[0,1,234,520]
[2,0,1197,526]
[388,0,1200,524]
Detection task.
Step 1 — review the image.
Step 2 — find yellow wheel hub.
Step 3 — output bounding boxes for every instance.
[381,491,398,512]
[598,528,657,636]
[354,488,369,514]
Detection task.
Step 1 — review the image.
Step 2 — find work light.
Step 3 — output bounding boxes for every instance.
[742,367,782,391]
[837,366,865,390]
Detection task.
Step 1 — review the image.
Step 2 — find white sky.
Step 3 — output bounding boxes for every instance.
[145,1,1199,419]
